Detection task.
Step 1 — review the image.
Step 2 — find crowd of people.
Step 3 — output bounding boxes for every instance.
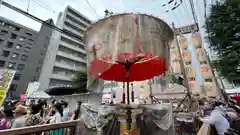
[0,99,83,130]
[197,98,240,135]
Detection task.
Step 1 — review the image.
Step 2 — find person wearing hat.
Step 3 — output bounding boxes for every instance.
[11,105,27,129]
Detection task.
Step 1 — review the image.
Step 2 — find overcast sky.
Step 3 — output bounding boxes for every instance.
[0,0,216,85]
[0,0,213,31]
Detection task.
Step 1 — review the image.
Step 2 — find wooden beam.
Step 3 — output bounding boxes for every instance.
[197,123,211,135]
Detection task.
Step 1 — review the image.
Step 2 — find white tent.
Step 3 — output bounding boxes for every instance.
[27,91,51,99]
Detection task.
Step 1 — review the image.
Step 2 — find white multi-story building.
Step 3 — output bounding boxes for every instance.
[38,6,91,90]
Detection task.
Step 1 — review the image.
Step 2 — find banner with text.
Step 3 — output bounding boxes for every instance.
[26,82,40,98]
[0,69,16,105]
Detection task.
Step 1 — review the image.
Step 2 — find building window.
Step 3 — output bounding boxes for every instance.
[16,44,21,49]
[6,42,13,48]
[12,53,19,59]
[10,33,17,39]
[31,76,36,81]
[25,32,32,36]
[0,38,4,44]
[173,59,180,62]
[0,21,3,26]
[20,36,26,41]
[0,30,8,34]
[200,61,207,65]
[205,78,213,82]
[1,50,10,57]
[35,67,40,72]
[21,55,28,61]
[189,77,196,81]
[8,62,16,69]
[24,47,31,53]
[44,36,49,39]
[15,27,20,31]
[44,44,47,48]
[9,84,18,91]
[40,50,44,55]
[14,74,21,80]
[17,64,25,71]
[185,61,191,65]
[27,43,32,46]
[28,39,34,42]
[0,60,5,67]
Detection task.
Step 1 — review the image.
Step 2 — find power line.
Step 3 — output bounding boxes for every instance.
[2,1,83,42]
[85,0,100,17]
[32,0,56,13]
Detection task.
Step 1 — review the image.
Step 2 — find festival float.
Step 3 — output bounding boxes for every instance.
[83,13,174,135]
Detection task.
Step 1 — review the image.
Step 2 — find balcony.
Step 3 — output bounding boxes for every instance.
[57,50,86,63]
[65,18,85,32]
[67,12,89,27]
[54,61,85,71]
[61,34,84,45]
[59,41,85,54]
[63,26,83,38]
[0,32,7,37]
[51,73,74,81]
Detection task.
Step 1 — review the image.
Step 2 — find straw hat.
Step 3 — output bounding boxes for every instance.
[13,105,27,114]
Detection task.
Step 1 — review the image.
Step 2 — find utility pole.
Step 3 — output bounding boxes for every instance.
[172,22,192,111]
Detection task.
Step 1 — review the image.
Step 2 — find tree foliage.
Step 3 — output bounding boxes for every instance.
[206,0,240,85]
[72,70,88,93]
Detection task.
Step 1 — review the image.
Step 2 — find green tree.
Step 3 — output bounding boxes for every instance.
[72,70,88,93]
[206,0,240,85]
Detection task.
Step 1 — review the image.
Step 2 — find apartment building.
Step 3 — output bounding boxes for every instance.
[0,17,53,98]
[38,6,91,90]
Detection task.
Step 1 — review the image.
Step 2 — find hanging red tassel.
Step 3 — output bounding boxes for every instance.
[122,82,125,104]
[131,83,134,102]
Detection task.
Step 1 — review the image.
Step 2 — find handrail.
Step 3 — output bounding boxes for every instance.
[0,120,80,135]
[197,122,211,135]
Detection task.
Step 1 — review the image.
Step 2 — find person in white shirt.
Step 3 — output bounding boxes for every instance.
[50,103,63,123]
[201,102,229,135]
[62,101,69,122]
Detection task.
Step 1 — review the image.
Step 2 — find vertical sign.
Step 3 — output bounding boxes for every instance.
[26,82,40,98]
[0,69,16,105]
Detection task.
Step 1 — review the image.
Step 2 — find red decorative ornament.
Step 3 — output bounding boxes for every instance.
[122,82,126,104]
[131,83,134,102]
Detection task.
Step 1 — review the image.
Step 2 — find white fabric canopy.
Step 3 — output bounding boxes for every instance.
[27,91,51,99]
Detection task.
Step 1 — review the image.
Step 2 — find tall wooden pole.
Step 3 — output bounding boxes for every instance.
[172,22,192,111]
